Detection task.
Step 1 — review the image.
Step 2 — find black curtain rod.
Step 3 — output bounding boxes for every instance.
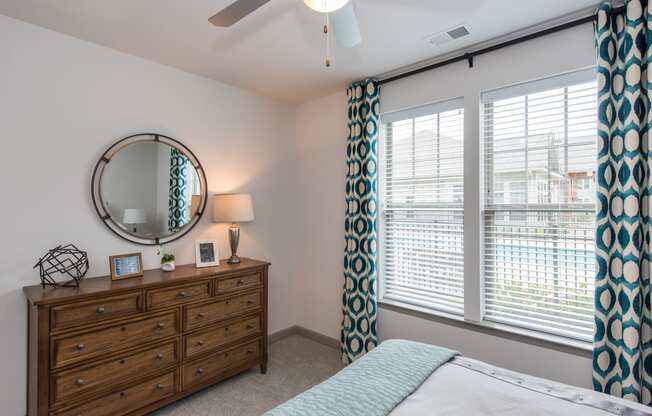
[377,4,629,86]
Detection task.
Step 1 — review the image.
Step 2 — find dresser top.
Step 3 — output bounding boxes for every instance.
[23,257,270,305]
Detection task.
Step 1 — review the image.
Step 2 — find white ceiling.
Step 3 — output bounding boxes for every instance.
[0,0,600,103]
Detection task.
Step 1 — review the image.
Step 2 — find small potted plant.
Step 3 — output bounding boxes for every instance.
[161,253,176,272]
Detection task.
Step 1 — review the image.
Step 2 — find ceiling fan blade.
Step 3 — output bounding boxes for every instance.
[330,1,362,48]
[208,0,271,27]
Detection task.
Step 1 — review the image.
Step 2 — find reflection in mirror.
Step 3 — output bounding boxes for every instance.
[99,141,203,240]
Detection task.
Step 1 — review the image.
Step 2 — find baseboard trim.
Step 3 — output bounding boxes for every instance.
[296,326,340,350]
[268,326,300,344]
[269,325,340,350]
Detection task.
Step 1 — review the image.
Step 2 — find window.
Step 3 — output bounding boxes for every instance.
[481,68,597,341]
[380,99,465,315]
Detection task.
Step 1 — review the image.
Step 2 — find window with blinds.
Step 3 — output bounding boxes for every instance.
[380,99,465,315]
[481,68,597,341]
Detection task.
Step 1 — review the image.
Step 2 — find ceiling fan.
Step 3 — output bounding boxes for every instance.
[209,0,362,67]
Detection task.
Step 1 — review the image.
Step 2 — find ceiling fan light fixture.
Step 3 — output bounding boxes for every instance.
[304,0,349,13]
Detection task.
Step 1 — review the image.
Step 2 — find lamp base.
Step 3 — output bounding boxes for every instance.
[228,225,241,265]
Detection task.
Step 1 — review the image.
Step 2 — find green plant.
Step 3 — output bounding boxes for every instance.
[161,254,175,264]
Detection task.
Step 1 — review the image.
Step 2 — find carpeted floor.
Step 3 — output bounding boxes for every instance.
[153,335,343,416]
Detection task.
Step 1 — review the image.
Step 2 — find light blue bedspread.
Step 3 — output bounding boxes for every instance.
[264,339,459,416]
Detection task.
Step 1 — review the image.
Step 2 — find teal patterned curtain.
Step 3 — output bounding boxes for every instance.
[593,1,652,404]
[168,148,189,232]
[342,79,380,364]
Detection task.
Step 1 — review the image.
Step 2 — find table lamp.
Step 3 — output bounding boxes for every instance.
[123,208,147,233]
[213,194,255,264]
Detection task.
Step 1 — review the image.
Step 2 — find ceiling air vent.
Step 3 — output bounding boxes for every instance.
[447,26,470,40]
[425,25,471,46]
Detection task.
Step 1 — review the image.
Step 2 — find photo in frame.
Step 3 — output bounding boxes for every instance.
[195,239,219,268]
[109,252,144,280]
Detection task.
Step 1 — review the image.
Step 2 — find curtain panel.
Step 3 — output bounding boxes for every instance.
[168,148,189,232]
[342,79,380,364]
[593,0,652,404]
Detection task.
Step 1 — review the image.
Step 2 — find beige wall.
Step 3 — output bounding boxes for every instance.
[294,24,596,388]
[0,15,299,415]
[295,92,348,339]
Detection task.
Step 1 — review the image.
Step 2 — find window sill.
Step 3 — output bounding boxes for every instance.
[379,299,592,358]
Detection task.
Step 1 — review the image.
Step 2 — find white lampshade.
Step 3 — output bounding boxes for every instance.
[304,0,349,13]
[213,194,255,223]
[122,208,147,224]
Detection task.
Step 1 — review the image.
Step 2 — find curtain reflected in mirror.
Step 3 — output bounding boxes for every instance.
[168,148,202,233]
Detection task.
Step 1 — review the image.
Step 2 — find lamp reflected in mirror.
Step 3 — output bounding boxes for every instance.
[122,209,147,233]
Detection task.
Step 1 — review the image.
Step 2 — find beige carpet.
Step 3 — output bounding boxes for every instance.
[153,335,343,416]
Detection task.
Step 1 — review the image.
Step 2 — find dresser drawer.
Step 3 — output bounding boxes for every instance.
[184,291,261,331]
[182,339,260,389]
[51,292,143,331]
[55,371,176,416]
[147,281,211,310]
[51,340,178,404]
[52,311,178,369]
[216,273,261,293]
[184,315,261,358]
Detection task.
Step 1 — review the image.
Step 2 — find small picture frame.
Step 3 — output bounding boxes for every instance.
[195,240,219,268]
[109,253,144,281]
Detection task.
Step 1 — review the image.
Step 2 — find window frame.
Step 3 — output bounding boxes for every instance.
[378,66,597,349]
[378,97,466,316]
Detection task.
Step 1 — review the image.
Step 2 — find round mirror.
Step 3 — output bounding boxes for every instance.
[91,134,208,245]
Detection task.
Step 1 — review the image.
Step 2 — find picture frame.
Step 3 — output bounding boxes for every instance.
[109,252,144,280]
[195,239,219,268]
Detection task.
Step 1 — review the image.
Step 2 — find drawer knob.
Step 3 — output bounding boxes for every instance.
[75,378,85,386]
[247,300,255,305]
[120,391,126,398]
[196,368,204,375]
[157,323,165,329]
[224,327,230,332]
[76,343,85,351]
[96,307,106,314]
[120,359,126,364]
[246,325,254,330]
[237,279,244,285]
[225,300,230,305]
[197,312,205,319]
[178,291,188,298]
[156,383,165,390]
[247,349,253,355]
[197,340,204,346]
[224,352,229,358]
[156,353,164,360]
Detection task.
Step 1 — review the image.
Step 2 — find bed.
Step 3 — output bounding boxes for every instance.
[264,340,652,416]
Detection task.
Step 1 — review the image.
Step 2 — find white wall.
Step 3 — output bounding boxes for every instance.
[295,92,348,338]
[102,142,159,234]
[156,143,173,232]
[294,24,596,387]
[381,309,591,387]
[0,15,299,415]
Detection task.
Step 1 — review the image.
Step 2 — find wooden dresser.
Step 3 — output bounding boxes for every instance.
[23,258,270,416]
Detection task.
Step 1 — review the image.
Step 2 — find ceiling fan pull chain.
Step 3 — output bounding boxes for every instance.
[324,13,331,67]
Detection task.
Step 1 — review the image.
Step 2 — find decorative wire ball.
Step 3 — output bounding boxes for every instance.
[33,244,89,288]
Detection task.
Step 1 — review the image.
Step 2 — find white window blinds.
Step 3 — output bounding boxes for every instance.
[481,68,597,341]
[381,98,465,315]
